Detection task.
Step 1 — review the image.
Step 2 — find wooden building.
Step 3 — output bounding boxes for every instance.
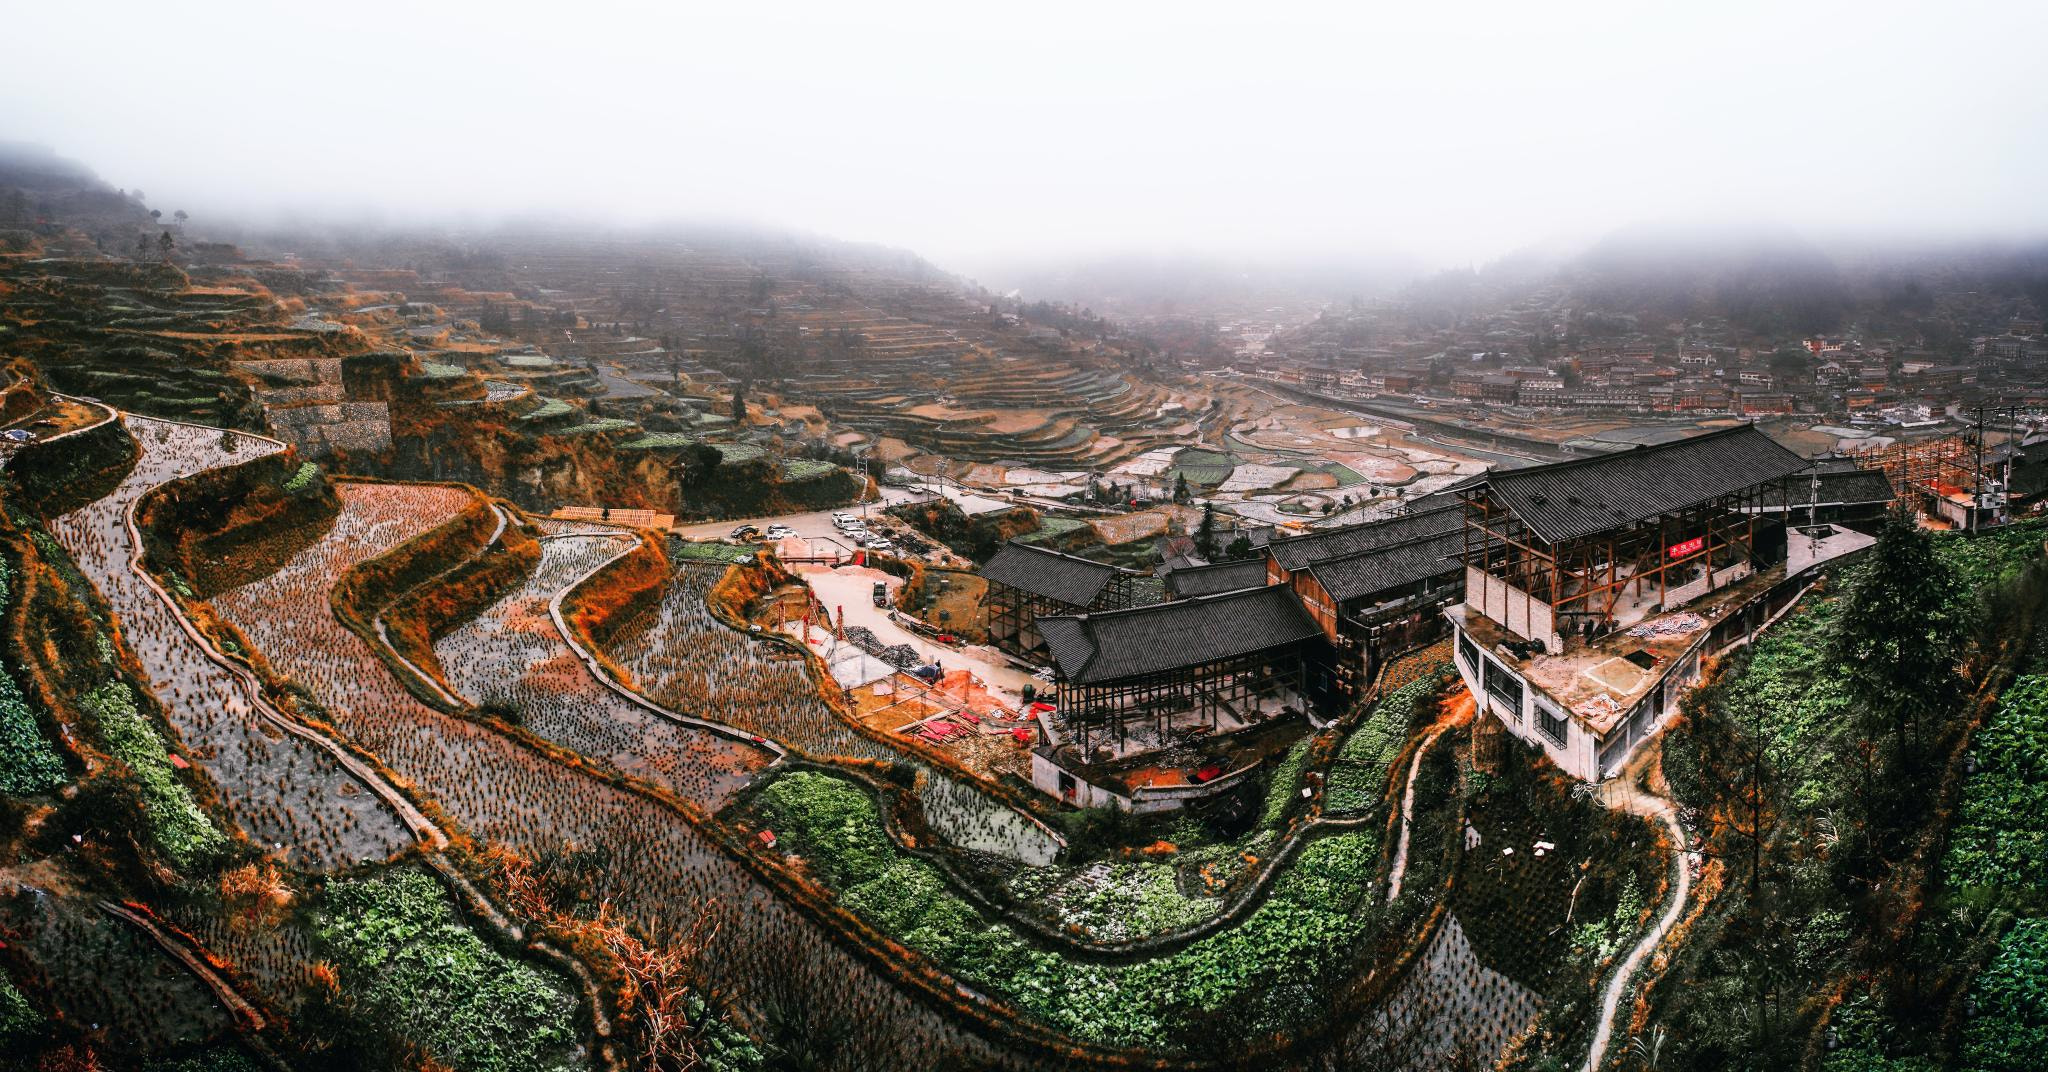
[980,542,1138,658]
[1264,504,1466,697]
[1456,424,1807,652]
[1747,459,1895,526]
[1036,585,1325,759]
[1445,424,1834,780]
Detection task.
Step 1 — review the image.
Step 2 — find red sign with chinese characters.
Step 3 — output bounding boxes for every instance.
[1667,535,1705,559]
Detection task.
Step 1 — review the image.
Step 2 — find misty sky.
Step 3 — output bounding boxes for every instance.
[6,0,2046,273]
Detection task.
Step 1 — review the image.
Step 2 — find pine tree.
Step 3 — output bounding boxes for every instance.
[1829,504,1969,760]
[1195,503,1219,560]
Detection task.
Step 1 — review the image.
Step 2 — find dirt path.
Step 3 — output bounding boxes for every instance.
[1385,725,1447,903]
[1582,765,1691,1072]
[1386,688,1469,903]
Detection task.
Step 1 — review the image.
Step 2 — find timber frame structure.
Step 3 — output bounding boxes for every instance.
[1037,583,1327,760]
[1056,645,1313,756]
[1456,424,1810,652]
[980,541,1138,658]
[1459,484,1772,642]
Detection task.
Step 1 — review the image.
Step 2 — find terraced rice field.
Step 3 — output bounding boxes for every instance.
[52,418,1531,1070]
[206,490,1030,1068]
[434,524,770,809]
[606,559,1062,862]
[49,417,412,869]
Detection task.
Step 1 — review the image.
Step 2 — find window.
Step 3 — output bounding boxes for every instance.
[1537,703,1569,748]
[1483,658,1524,714]
[1458,631,1480,675]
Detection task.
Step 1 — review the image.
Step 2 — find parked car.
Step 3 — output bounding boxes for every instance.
[764,525,796,539]
[730,525,761,540]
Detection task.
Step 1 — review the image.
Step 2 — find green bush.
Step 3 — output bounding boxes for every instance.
[280,461,319,493]
[1960,916,2048,1071]
[0,974,40,1046]
[1946,674,2048,894]
[1258,739,1313,828]
[0,561,66,796]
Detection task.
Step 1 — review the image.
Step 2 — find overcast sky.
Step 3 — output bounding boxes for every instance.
[6,0,2045,274]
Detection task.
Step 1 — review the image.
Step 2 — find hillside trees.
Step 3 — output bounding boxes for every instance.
[1828,507,1971,842]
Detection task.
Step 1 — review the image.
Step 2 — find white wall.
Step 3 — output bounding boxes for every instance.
[1466,566,1558,651]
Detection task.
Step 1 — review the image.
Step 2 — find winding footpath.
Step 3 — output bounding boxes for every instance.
[1385,724,1448,903]
[1581,775,1692,1072]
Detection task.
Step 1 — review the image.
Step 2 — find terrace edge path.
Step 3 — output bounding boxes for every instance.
[50,414,420,866]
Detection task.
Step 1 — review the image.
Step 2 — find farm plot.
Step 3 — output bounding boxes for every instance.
[1342,913,1543,1069]
[433,526,770,810]
[48,416,411,869]
[0,868,233,1060]
[208,494,1031,1068]
[750,768,1411,1051]
[606,559,1061,862]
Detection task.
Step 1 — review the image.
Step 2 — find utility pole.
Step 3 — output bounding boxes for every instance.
[857,450,871,519]
[1972,405,1985,535]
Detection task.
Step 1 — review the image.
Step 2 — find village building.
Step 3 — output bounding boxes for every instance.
[1444,424,1870,781]
[980,542,1141,659]
[1029,585,1327,810]
[1747,458,1896,525]
[1016,503,1469,810]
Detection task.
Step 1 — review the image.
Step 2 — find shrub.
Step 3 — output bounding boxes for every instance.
[1960,916,2048,1071]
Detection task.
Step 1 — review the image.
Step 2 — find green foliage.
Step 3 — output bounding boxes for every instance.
[144,1046,263,1072]
[1830,510,1971,747]
[687,992,765,1072]
[753,770,1385,1047]
[417,362,466,380]
[280,461,319,493]
[313,867,579,1072]
[79,682,222,865]
[1946,674,2048,895]
[519,398,575,422]
[780,458,838,481]
[1961,917,2048,1071]
[0,561,66,795]
[1258,738,1313,828]
[1006,860,1218,942]
[711,442,768,464]
[756,772,898,887]
[620,431,699,451]
[0,973,40,1046]
[1326,664,1451,814]
[673,540,757,564]
[554,418,637,436]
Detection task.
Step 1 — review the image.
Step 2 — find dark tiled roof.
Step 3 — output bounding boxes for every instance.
[1477,424,1808,544]
[1402,474,1486,514]
[1306,530,1466,604]
[1040,585,1323,684]
[980,541,1120,607]
[1164,558,1268,599]
[1755,460,1894,511]
[1267,503,1464,571]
